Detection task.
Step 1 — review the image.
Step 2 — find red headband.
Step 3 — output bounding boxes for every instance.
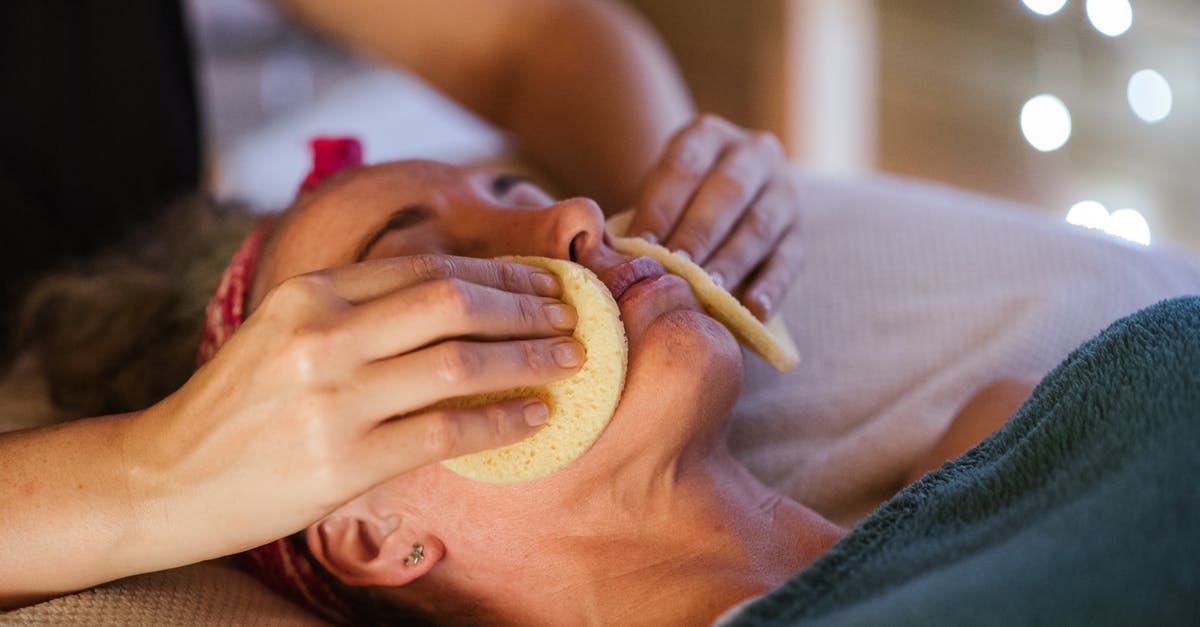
[198,136,363,623]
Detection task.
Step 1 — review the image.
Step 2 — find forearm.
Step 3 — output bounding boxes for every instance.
[279,0,695,211]
[495,1,695,210]
[0,412,160,608]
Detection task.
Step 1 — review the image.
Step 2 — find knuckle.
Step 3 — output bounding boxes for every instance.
[409,254,455,282]
[664,153,703,180]
[432,278,474,319]
[675,226,713,257]
[269,273,331,313]
[751,130,784,156]
[496,261,523,292]
[515,295,541,329]
[710,169,752,201]
[435,341,479,384]
[635,194,672,230]
[665,141,709,180]
[486,404,515,441]
[519,340,544,373]
[746,208,780,241]
[282,327,332,383]
[694,113,723,132]
[422,412,462,458]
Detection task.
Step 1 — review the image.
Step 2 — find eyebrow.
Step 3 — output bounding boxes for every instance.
[354,204,434,262]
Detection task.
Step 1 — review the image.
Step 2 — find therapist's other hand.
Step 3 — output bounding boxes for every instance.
[126,255,580,557]
[626,114,803,321]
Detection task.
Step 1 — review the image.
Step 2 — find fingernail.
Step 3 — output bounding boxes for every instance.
[553,340,585,368]
[523,401,549,426]
[531,272,561,297]
[674,249,692,262]
[709,270,725,289]
[756,293,772,319]
[638,231,658,245]
[544,303,577,331]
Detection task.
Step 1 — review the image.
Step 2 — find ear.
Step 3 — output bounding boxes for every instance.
[306,513,444,587]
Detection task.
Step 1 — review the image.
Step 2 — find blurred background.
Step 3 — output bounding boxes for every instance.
[634,0,1198,251]
[188,0,1199,250]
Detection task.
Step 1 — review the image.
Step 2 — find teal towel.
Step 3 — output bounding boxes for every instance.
[731,296,1200,626]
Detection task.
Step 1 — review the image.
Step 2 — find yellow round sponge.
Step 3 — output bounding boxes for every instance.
[440,256,628,482]
[610,236,800,372]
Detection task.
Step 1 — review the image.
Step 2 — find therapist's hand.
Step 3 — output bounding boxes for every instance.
[626,114,803,321]
[125,255,581,563]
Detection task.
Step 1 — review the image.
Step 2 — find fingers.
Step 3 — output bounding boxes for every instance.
[627,116,728,243]
[660,134,781,266]
[702,181,796,293]
[741,225,803,320]
[626,113,801,321]
[340,278,578,362]
[660,143,768,265]
[356,397,548,481]
[352,337,585,419]
[318,255,563,304]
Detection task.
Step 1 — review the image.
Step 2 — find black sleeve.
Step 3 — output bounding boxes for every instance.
[0,0,201,291]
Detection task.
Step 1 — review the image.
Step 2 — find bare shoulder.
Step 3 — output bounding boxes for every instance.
[904,379,1039,485]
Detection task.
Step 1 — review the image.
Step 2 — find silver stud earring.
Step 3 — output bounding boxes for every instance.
[403,543,425,566]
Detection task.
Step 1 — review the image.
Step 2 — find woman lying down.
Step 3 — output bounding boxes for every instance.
[13,146,1195,623]
[175,158,1195,625]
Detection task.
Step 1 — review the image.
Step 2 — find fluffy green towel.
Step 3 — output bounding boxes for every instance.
[730,296,1200,626]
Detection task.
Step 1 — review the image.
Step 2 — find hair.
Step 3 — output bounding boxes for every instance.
[329,577,495,626]
[13,194,259,419]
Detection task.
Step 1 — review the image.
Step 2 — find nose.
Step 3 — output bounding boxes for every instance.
[534,197,609,263]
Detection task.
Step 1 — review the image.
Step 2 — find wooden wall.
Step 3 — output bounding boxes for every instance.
[626,0,1199,249]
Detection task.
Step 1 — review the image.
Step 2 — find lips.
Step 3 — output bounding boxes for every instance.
[598,256,668,302]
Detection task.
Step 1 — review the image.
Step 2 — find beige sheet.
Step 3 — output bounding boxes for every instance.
[0,560,326,625]
[728,171,1200,524]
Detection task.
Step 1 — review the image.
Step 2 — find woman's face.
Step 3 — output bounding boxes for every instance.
[253,160,744,570]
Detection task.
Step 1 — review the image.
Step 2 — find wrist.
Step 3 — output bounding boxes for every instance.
[117,396,204,574]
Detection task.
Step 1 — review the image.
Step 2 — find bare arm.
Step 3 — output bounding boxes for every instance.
[277,1,809,320]
[0,257,580,608]
[277,0,695,211]
[905,379,1039,485]
[0,412,151,608]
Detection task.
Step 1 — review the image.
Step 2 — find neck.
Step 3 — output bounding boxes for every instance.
[465,448,845,626]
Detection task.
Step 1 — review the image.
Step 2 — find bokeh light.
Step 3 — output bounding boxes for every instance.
[1065,201,1152,246]
[1127,69,1173,124]
[1067,200,1110,229]
[1086,0,1133,37]
[1021,0,1069,16]
[1106,209,1151,245]
[1020,94,1072,152]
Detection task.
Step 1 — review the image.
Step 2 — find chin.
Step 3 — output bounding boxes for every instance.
[619,309,743,427]
[643,309,740,363]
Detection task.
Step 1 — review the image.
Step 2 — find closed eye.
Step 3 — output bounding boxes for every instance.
[355,204,434,261]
